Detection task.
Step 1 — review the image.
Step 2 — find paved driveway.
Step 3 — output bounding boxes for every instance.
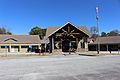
[0,55,120,80]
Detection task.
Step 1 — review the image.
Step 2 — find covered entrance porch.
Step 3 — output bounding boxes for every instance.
[62,39,77,52]
[48,23,89,53]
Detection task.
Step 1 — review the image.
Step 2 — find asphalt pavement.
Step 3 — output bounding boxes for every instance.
[0,55,120,80]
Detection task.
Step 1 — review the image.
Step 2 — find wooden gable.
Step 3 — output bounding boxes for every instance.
[48,22,89,38]
[4,38,18,43]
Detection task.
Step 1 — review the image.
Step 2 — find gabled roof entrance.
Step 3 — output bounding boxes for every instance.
[46,22,91,38]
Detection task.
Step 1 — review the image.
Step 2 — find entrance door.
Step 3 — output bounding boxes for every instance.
[62,39,70,52]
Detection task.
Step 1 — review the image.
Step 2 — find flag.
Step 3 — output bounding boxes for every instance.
[96,15,99,20]
[96,6,99,14]
[96,6,99,20]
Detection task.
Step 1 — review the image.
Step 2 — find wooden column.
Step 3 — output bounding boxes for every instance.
[49,37,52,53]
[85,42,88,51]
[76,38,79,52]
[77,39,82,52]
[61,39,62,51]
[0,45,1,52]
[52,37,54,50]
[19,45,21,52]
[38,45,41,49]
[84,37,88,51]
[106,44,108,51]
[9,45,11,52]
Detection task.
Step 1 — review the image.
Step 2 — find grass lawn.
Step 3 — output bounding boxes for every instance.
[78,52,120,56]
[0,52,120,58]
[0,54,48,58]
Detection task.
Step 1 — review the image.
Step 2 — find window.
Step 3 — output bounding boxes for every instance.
[1,46,9,48]
[11,46,19,48]
[21,46,29,48]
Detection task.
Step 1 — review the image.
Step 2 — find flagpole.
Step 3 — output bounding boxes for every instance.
[96,5,100,54]
[97,16,100,54]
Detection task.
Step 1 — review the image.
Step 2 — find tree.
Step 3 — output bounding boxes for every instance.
[29,26,41,35]
[29,26,46,39]
[0,27,12,35]
[107,29,120,36]
[41,29,46,38]
[6,31,12,35]
[101,32,107,37]
[90,26,99,38]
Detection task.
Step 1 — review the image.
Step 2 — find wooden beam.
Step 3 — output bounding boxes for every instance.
[68,26,70,33]
[72,33,80,34]
[62,29,67,33]
[71,35,75,38]
[56,34,61,36]
[71,29,75,33]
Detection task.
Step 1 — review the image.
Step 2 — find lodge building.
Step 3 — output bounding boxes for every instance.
[0,22,120,53]
[0,35,41,52]
[89,36,120,51]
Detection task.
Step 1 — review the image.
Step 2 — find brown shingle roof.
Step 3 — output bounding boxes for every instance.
[77,26,91,37]
[45,27,59,38]
[89,36,120,44]
[0,35,41,44]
